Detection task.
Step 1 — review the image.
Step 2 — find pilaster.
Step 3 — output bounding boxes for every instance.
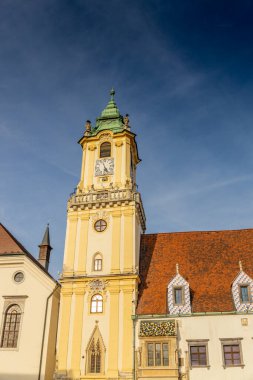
[57,286,73,372]
[76,214,90,275]
[115,140,123,187]
[63,215,78,276]
[71,286,86,376]
[123,210,134,272]
[107,286,120,377]
[122,287,134,373]
[87,144,97,188]
[111,211,121,274]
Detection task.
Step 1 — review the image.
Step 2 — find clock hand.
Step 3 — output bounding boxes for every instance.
[103,161,108,173]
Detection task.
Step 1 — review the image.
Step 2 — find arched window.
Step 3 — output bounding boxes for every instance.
[94,253,102,271]
[1,304,21,348]
[90,338,101,373]
[100,142,111,158]
[91,294,103,313]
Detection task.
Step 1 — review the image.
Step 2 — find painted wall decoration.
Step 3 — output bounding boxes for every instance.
[139,320,176,337]
[232,270,253,312]
[167,270,191,315]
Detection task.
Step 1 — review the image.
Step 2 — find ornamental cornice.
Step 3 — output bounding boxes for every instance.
[67,189,145,231]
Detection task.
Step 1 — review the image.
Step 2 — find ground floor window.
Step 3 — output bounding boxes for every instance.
[190,345,207,366]
[187,340,209,368]
[220,338,244,368]
[90,339,101,373]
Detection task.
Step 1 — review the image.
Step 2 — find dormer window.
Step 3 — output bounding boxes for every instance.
[100,142,111,158]
[173,287,184,305]
[240,285,250,303]
[167,265,191,315]
[232,266,253,311]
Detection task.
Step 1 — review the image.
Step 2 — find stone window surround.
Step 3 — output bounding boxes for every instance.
[138,336,176,369]
[0,296,28,351]
[219,338,244,368]
[187,339,210,369]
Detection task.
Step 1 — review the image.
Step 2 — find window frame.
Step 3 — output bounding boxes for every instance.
[146,341,169,367]
[90,294,103,314]
[173,286,184,306]
[94,258,102,271]
[94,219,107,233]
[187,340,210,368]
[99,142,111,158]
[0,297,26,351]
[239,284,251,303]
[0,304,22,350]
[220,338,244,368]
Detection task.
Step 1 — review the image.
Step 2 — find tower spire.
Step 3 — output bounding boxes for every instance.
[100,88,120,118]
[38,224,52,271]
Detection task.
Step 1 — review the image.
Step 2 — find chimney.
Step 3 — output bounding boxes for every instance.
[38,224,52,271]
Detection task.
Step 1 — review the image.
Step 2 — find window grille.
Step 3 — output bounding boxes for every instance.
[100,142,111,158]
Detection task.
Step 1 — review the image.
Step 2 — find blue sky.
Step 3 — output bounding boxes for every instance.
[1,0,253,277]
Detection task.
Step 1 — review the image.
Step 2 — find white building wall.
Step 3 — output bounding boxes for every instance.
[179,314,253,380]
[0,255,59,380]
[136,314,253,380]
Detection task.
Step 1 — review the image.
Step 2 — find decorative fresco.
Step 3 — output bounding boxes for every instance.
[232,270,253,312]
[139,320,176,337]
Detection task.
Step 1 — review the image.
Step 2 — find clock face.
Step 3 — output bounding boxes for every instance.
[95,158,114,176]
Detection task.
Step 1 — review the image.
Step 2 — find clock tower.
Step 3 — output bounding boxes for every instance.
[56,90,146,380]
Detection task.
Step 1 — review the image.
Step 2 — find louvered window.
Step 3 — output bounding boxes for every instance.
[100,142,111,158]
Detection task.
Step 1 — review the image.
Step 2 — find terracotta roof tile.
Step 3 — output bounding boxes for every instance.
[137,229,253,314]
[0,223,28,254]
[0,223,56,282]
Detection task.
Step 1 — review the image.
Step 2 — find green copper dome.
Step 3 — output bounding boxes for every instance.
[91,89,125,135]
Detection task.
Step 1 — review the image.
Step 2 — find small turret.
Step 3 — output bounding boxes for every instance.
[38,224,52,271]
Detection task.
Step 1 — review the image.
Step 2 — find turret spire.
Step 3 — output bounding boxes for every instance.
[38,224,53,271]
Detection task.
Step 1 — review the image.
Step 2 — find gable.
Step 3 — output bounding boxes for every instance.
[0,223,28,254]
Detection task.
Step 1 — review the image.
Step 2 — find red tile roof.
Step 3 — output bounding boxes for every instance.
[137,229,253,314]
[0,223,29,254]
[0,223,56,281]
